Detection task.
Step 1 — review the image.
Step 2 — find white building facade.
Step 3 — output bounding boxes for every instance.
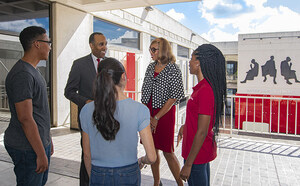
[0,1,207,127]
[1,1,299,130]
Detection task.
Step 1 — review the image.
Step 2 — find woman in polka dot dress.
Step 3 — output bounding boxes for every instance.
[141,37,185,186]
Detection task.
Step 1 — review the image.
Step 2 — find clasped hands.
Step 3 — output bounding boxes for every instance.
[150,116,158,133]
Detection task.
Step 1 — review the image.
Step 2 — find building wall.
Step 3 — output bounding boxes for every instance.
[52,5,208,126]
[93,8,208,50]
[238,31,300,96]
[52,3,93,126]
[2,3,299,127]
[211,41,238,55]
[92,7,208,94]
[210,41,238,90]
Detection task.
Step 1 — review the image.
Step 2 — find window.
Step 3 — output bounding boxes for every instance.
[0,17,49,36]
[226,88,237,116]
[227,88,237,95]
[176,59,188,90]
[177,45,189,58]
[227,63,234,75]
[226,61,237,80]
[150,36,156,42]
[0,1,50,113]
[94,18,140,50]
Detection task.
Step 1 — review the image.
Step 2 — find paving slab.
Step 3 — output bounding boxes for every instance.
[0,119,300,186]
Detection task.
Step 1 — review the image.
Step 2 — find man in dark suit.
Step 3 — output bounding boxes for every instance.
[64,32,107,186]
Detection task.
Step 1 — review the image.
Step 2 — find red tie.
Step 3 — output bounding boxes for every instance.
[97,58,101,71]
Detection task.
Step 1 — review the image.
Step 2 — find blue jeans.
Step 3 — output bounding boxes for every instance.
[184,160,210,186]
[5,143,51,186]
[90,162,141,186]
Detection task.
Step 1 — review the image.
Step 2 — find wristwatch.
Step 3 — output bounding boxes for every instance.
[154,116,159,121]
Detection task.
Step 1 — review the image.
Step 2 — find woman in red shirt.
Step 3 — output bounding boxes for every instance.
[177,44,226,186]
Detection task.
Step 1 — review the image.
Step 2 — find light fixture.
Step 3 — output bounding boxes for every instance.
[145,6,154,11]
[190,33,196,42]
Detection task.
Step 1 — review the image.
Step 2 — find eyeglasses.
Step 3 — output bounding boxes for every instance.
[149,47,159,53]
[37,40,52,47]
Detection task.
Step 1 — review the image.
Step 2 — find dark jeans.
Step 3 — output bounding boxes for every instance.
[5,143,51,186]
[90,162,141,186]
[185,160,210,186]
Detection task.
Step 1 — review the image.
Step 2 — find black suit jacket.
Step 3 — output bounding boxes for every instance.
[65,54,96,113]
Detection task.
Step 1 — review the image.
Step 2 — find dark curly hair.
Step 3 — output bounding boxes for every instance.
[19,26,46,52]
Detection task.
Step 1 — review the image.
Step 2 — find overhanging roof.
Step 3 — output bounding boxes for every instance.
[0,0,199,22]
[0,0,49,22]
[50,0,199,12]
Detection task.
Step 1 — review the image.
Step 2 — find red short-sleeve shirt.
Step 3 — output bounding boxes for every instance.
[182,79,217,164]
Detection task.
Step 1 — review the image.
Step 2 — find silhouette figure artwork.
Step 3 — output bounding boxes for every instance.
[280,57,300,85]
[261,56,277,84]
[240,59,259,83]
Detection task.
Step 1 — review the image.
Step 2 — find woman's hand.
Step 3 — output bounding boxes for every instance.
[176,125,184,147]
[149,98,176,133]
[180,164,192,182]
[138,157,145,169]
[150,116,158,133]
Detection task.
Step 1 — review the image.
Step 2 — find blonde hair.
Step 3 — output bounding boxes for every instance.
[151,37,176,64]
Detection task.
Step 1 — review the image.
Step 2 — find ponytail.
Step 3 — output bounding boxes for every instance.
[93,58,125,141]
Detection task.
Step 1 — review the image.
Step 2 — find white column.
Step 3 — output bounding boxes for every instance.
[51,3,93,126]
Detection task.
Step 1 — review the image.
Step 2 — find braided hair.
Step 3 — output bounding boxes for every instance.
[194,44,227,141]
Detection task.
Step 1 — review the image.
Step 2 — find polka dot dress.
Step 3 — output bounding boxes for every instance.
[141,62,185,152]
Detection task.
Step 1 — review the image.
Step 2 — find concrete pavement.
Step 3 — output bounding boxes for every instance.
[1,119,300,186]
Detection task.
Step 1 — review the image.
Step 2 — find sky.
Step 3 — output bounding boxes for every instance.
[155,0,300,42]
[0,17,49,35]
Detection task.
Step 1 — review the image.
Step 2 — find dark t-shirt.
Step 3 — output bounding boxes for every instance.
[4,60,51,150]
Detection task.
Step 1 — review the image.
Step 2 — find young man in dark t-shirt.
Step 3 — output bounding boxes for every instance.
[4,26,53,186]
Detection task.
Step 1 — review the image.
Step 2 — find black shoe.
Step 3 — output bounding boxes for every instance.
[295,79,300,83]
[273,80,277,84]
[287,80,292,85]
[240,80,246,83]
[263,77,267,82]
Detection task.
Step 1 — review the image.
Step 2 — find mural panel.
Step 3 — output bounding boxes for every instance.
[238,32,300,96]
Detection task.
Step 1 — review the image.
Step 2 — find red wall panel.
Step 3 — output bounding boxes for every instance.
[124,52,136,100]
[235,94,300,134]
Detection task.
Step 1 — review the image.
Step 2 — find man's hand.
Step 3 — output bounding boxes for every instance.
[51,141,54,156]
[177,125,184,147]
[36,154,48,174]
